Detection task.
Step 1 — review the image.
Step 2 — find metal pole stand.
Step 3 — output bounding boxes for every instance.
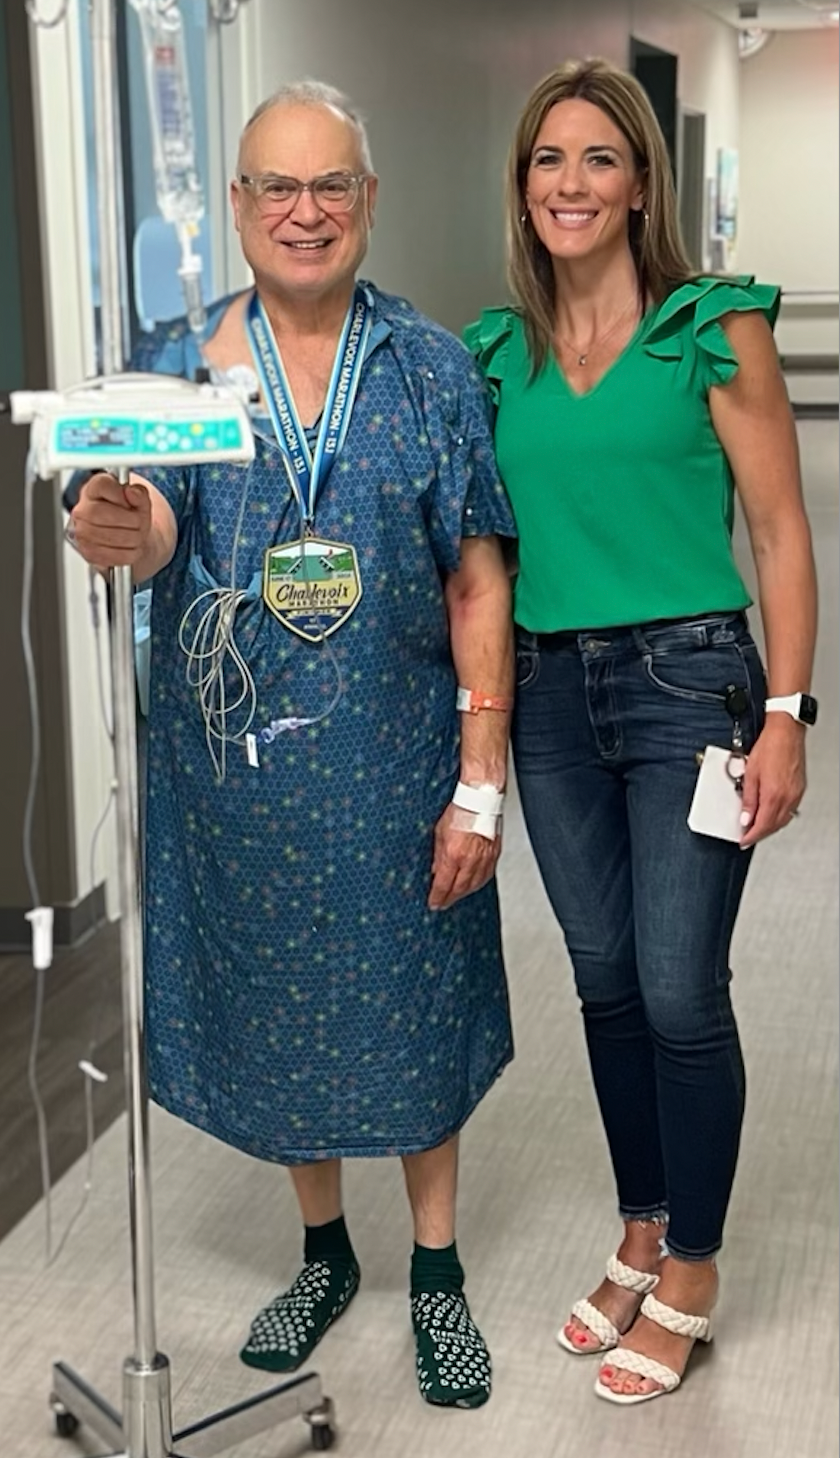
[50,1362,335,1455]
[48,561,336,1456]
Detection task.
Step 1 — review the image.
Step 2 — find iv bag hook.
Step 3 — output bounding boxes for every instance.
[25,0,69,29]
[209,0,249,24]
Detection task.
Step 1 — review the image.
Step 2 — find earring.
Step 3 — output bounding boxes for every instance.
[519,208,528,226]
[633,206,650,243]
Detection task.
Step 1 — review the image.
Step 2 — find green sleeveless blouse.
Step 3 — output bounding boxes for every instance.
[464,275,780,632]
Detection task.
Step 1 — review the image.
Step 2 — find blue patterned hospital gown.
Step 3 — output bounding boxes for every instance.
[141,284,516,1164]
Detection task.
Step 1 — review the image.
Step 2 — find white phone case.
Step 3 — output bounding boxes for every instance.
[687,744,745,843]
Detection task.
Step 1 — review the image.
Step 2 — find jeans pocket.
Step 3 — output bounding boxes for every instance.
[642,636,766,749]
[642,649,730,706]
[515,639,540,691]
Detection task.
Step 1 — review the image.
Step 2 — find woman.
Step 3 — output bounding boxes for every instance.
[465,58,817,1406]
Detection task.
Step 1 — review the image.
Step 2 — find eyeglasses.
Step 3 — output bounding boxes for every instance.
[237,171,370,216]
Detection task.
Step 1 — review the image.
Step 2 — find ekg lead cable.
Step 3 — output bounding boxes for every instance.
[179,448,345,778]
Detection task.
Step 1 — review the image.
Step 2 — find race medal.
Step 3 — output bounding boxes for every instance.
[263,536,362,643]
[248,289,372,645]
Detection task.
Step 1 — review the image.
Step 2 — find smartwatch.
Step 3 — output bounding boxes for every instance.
[765,693,818,726]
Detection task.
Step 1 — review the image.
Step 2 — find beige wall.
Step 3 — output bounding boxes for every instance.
[738,28,839,294]
[225,0,740,330]
[738,28,839,359]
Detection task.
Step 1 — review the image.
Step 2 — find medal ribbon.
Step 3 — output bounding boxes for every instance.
[247,285,373,526]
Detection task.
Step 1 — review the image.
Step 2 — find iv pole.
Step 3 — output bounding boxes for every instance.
[45,1,335,1452]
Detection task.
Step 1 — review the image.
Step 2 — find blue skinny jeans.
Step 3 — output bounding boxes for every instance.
[512,611,767,1261]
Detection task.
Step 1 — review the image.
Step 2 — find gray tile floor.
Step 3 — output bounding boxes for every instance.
[2,422,837,1458]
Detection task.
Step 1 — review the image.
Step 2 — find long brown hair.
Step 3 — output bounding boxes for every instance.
[507,57,695,372]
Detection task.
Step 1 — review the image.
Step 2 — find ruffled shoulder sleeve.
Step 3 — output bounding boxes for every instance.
[462,306,519,404]
[642,275,781,390]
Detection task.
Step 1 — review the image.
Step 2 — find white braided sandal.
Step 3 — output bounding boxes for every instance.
[593,1291,714,1405]
[556,1253,660,1356]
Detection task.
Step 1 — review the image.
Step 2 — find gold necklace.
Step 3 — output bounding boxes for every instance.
[556,295,640,367]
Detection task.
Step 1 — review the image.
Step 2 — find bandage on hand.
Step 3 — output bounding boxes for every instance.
[451,780,505,841]
[450,805,502,841]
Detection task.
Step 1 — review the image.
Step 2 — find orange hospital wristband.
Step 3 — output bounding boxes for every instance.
[456,687,514,715]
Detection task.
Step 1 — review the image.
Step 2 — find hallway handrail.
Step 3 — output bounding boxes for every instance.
[780,289,839,308]
[779,352,839,374]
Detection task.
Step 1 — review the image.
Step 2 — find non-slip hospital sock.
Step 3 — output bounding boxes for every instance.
[410,1239,465,1296]
[239,1218,360,1374]
[410,1243,492,1409]
[304,1213,356,1267]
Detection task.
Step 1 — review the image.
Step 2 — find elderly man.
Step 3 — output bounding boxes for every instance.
[70,82,514,1409]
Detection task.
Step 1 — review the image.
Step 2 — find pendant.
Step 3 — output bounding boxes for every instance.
[578,353,587,367]
[262,536,363,643]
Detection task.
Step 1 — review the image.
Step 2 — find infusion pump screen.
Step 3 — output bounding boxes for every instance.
[54,416,245,457]
[57,418,138,451]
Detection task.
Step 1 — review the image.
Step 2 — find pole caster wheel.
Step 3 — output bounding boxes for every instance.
[54,1410,80,1439]
[307,1399,335,1452]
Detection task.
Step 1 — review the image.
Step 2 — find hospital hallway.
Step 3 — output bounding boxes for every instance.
[0,416,836,1456]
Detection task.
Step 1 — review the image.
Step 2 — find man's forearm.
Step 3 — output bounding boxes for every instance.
[446,566,514,789]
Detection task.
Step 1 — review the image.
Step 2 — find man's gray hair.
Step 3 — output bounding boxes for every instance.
[240,80,374,173]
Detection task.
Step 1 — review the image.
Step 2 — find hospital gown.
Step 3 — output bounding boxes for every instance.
[141,284,516,1163]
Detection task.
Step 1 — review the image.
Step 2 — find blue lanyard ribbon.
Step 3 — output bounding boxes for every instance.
[246,286,373,526]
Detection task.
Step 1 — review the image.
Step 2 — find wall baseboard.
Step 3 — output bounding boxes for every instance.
[0,884,108,953]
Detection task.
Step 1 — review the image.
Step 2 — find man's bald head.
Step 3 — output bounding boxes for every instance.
[237,80,373,176]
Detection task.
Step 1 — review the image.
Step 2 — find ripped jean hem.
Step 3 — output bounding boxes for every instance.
[662,1238,722,1263]
[618,1204,670,1227]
